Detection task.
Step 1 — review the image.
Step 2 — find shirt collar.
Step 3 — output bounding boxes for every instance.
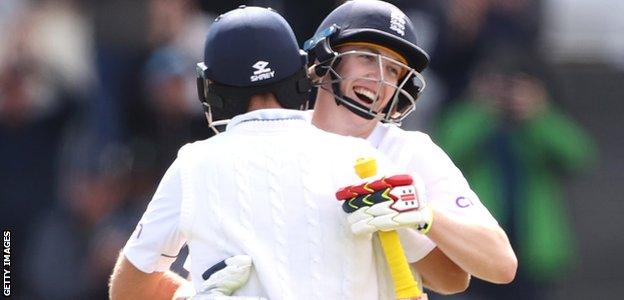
[367,122,392,148]
[226,109,309,131]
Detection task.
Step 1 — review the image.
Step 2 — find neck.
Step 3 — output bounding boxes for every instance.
[247,93,282,111]
[312,90,377,139]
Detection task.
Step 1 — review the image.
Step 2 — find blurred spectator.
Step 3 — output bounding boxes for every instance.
[0,1,88,295]
[138,47,211,174]
[429,0,541,109]
[147,0,214,60]
[0,60,76,300]
[133,0,214,175]
[434,46,596,299]
[23,144,137,299]
[87,0,149,147]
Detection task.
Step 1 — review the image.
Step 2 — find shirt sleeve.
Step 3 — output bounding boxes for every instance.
[415,135,499,227]
[123,159,187,273]
[370,128,503,263]
[393,138,500,263]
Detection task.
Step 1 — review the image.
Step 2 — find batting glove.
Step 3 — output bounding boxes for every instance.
[336,174,433,236]
[192,255,266,300]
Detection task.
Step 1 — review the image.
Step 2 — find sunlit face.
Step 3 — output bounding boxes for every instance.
[334,44,408,114]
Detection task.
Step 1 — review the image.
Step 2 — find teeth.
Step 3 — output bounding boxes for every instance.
[353,87,377,102]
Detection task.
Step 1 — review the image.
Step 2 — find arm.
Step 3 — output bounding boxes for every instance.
[344,153,517,285]
[109,254,188,300]
[110,159,188,299]
[426,208,517,284]
[412,247,470,294]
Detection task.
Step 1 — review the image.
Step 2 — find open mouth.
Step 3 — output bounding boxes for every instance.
[353,87,377,105]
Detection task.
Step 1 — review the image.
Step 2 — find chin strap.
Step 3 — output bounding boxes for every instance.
[202,103,230,135]
[328,72,376,120]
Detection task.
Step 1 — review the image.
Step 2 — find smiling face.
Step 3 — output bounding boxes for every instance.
[334,44,408,114]
[311,43,415,138]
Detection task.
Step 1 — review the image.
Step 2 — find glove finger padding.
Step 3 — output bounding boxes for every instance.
[349,201,399,235]
[200,255,253,297]
[337,174,414,213]
[338,173,433,235]
[340,190,391,213]
[347,206,375,224]
[348,206,375,235]
[365,200,395,216]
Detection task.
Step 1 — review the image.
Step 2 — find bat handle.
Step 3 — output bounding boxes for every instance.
[378,230,423,299]
[353,157,423,299]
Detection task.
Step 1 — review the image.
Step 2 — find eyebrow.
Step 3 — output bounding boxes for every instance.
[352,47,403,68]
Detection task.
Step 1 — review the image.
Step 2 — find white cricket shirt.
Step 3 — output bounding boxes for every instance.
[124,109,400,299]
[367,122,500,262]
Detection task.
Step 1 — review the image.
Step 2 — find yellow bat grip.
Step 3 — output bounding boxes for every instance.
[378,230,422,299]
[354,157,422,299]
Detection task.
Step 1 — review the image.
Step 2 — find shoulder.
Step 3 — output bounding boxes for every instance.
[377,125,464,177]
[304,127,394,173]
[330,131,373,148]
[304,124,392,169]
[377,123,434,147]
[176,134,232,159]
[377,124,446,160]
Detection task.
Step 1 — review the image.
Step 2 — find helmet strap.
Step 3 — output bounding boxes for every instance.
[328,71,376,121]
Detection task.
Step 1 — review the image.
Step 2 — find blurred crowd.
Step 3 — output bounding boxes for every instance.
[0,0,609,299]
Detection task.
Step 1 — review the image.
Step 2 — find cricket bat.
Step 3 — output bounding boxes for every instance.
[353,157,423,300]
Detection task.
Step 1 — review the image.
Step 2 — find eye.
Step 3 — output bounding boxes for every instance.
[386,65,400,78]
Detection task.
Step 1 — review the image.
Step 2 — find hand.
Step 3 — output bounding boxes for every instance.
[336,174,432,236]
[191,255,266,300]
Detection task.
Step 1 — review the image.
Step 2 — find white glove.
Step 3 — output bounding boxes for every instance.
[340,174,433,236]
[191,255,266,300]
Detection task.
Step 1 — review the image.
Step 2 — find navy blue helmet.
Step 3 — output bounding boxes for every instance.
[196,6,311,131]
[304,0,429,124]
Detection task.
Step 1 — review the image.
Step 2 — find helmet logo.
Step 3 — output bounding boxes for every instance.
[389,10,406,36]
[250,60,275,82]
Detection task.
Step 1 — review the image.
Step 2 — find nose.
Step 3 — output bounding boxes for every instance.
[363,61,383,81]
[364,60,399,83]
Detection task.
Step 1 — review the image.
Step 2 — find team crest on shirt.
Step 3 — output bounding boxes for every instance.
[389,9,406,36]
